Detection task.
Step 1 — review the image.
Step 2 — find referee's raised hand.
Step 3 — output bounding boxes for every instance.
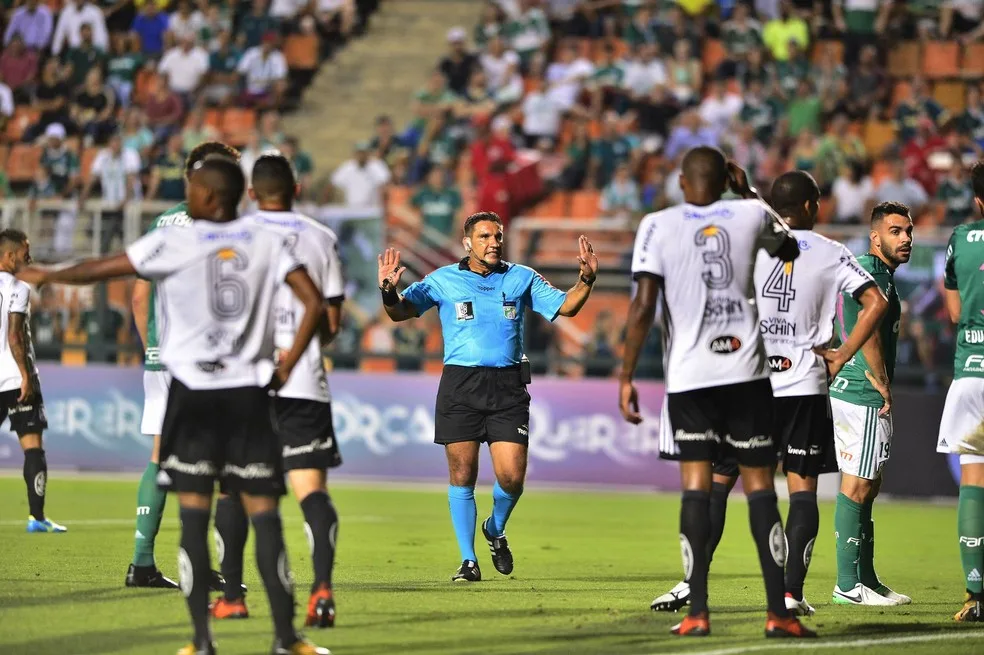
[577,235,599,281]
[378,247,407,289]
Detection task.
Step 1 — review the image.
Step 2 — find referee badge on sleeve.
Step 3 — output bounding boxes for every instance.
[455,301,475,321]
[502,301,518,320]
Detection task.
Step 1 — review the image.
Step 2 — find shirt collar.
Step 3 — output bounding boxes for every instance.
[458,257,508,276]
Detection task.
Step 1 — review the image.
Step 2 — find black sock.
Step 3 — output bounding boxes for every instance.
[747,489,789,617]
[785,491,819,601]
[680,490,711,616]
[300,491,339,591]
[707,481,730,567]
[179,507,213,647]
[214,495,248,601]
[252,509,297,646]
[23,447,47,520]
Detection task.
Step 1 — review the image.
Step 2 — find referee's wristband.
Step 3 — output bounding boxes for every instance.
[580,273,596,286]
[380,283,399,306]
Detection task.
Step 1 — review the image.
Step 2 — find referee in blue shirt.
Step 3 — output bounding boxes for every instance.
[378,211,598,581]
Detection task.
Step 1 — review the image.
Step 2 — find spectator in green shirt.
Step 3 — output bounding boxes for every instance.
[775,41,810,98]
[239,0,278,49]
[62,24,107,90]
[406,69,457,147]
[474,1,503,51]
[106,32,143,107]
[762,1,809,62]
[588,112,633,188]
[281,135,314,192]
[720,2,762,77]
[958,84,984,148]
[816,112,866,190]
[738,78,783,144]
[32,123,80,200]
[936,161,975,225]
[503,0,550,66]
[787,79,822,137]
[833,0,892,66]
[411,166,462,237]
[894,77,947,144]
[204,30,243,105]
[623,5,657,47]
[148,132,186,201]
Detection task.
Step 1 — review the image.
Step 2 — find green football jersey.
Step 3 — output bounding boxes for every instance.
[944,221,984,379]
[143,202,192,371]
[830,253,901,407]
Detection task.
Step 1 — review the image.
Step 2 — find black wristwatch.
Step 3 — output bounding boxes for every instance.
[580,273,596,286]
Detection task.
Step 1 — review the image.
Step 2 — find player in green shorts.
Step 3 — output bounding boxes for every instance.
[125,141,242,589]
[828,201,913,606]
[937,161,984,622]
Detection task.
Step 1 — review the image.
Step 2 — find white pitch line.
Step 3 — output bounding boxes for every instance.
[0,515,389,527]
[654,630,982,655]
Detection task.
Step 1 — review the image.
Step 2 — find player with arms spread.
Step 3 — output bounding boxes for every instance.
[619,147,814,638]
[829,201,912,607]
[126,140,242,590]
[649,171,889,617]
[0,230,65,533]
[28,157,331,655]
[937,161,984,622]
[211,153,345,629]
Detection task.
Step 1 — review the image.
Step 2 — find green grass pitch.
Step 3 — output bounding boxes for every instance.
[1,476,982,655]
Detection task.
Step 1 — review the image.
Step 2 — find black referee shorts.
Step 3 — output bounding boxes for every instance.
[435,365,530,445]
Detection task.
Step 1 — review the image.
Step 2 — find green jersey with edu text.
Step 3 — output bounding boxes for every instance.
[143,202,192,371]
[830,253,901,407]
[944,221,984,379]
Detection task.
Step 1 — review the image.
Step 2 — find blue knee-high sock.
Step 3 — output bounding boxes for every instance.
[490,481,522,537]
[447,485,477,562]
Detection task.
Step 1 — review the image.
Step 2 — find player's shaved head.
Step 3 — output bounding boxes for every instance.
[770,170,820,229]
[680,146,728,203]
[189,155,245,221]
[0,228,30,273]
[185,141,240,179]
[250,153,297,209]
[0,229,28,253]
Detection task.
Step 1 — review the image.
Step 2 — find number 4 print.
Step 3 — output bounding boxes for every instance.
[762,260,796,312]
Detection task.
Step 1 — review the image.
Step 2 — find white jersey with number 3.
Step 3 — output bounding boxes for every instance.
[0,273,37,393]
[753,229,874,397]
[631,198,790,394]
[126,217,302,390]
[246,210,345,403]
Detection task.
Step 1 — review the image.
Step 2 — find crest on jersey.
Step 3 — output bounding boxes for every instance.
[455,301,474,321]
[502,301,517,320]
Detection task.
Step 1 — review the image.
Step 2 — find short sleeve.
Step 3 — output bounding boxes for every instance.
[9,281,30,314]
[631,214,662,278]
[834,245,876,300]
[754,201,791,257]
[529,269,566,321]
[322,235,345,301]
[401,277,438,315]
[126,228,185,280]
[275,239,303,283]
[944,231,958,290]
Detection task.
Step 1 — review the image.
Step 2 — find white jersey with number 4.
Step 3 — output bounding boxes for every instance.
[126,217,302,390]
[0,272,37,392]
[753,229,875,397]
[246,210,345,403]
[631,198,790,394]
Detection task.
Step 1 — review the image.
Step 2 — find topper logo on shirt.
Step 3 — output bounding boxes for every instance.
[455,301,474,321]
[477,285,496,291]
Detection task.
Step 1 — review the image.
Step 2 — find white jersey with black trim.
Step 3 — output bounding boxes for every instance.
[246,210,345,403]
[125,216,302,390]
[631,198,790,394]
[753,229,874,397]
[0,272,37,393]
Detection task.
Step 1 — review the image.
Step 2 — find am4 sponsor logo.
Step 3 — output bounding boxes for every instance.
[965,355,984,373]
[708,335,742,354]
[767,355,793,373]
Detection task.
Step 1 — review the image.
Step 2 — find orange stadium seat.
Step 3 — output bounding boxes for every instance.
[934,80,966,113]
[702,39,727,74]
[569,190,600,219]
[221,108,257,146]
[923,41,960,78]
[385,185,411,224]
[284,34,319,70]
[527,193,569,219]
[963,43,984,77]
[5,107,39,142]
[6,144,41,182]
[891,80,912,108]
[888,41,921,78]
[863,120,897,158]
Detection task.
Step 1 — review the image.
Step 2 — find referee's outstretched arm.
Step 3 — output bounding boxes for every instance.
[555,234,598,317]
[377,247,418,322]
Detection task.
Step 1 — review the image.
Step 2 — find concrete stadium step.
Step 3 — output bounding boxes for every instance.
[283,0,480,180]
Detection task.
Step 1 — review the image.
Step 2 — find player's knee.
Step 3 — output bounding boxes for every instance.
[840,476,873,503]
[448,466,478,487]
[497,474,524,496]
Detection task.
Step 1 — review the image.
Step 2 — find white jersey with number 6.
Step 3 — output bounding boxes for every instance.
[125,217,302,390]
[0,273,37,393]
[631,198,790,394]
[246,210,345,403]
[753,229,875,397]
